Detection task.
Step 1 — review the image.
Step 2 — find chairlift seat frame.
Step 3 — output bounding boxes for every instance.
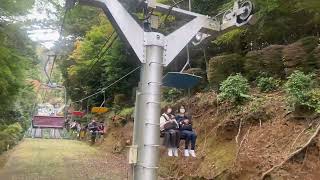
[162,72,202,89]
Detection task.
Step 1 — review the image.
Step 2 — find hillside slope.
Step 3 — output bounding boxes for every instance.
[103,89,320,179]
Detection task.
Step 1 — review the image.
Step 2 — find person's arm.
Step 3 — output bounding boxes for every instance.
[181,124,192,131]
[160,115,167,131]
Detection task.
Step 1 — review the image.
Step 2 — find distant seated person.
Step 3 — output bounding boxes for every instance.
[176,105,197,157]
[70,120,77,131]
[98,121,106,135]
[88,118,98,132]
[79,125,87,140]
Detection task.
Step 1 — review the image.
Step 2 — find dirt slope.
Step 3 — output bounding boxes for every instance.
[158,90,320,179]
[101,89,320,179]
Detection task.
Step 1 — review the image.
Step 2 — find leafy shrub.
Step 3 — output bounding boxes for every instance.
[218,74,250,104]
[0,123,23,154]
[118,107,134,118]
[4,123,23,141]
[249,97,266,113]
[284,70,316,110]
[257,76,280,92]
[308,88,320,113]
[208,54,244,89]
[162,88,183,102]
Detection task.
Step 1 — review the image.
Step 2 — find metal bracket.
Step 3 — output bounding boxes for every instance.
[143,32,165,47]
[78,0,145,62]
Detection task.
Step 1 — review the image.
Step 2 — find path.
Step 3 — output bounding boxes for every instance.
[0,139,128,180]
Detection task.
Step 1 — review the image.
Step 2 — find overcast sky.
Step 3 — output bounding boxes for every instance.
[26,0,64,49]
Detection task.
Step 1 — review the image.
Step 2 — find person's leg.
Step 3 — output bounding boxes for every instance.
[163,131,170,147]
[182,131,191,157]
[191,132,197,150]
[172,130,181,157]
[169,130,176,148]
[184,131,192,149]
[163,131,173,156]
[189,132,197,157]
[174,130,181,148]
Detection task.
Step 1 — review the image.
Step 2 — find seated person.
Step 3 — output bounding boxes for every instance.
[97,121,106,139]
[160,107,180,157]
[176,106,197,157]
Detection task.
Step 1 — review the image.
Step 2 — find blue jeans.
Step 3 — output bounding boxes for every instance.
[181,130,197,150]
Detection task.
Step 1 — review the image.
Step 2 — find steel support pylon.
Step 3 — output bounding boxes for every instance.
[133,33,164,180]
[71,0,255,179]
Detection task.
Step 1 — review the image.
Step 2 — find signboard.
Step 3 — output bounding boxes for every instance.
[72,111,85,117]
[91,107,109,113]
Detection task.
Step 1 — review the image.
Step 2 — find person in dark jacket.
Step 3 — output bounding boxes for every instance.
[176,106,197,157]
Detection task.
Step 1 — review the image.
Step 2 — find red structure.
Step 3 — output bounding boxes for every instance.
[32,116,65,128]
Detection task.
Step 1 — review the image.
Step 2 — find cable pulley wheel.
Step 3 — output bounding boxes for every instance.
[238,1,253,21]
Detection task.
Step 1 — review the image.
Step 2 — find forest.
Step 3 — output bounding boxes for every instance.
[0,0,320,179]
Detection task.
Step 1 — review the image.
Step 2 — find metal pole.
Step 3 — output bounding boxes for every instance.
[133,65,145,179]
[135,33,164,180]
[64,86,67,118]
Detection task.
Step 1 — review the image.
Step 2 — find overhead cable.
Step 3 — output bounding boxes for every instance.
[73,66,141,103]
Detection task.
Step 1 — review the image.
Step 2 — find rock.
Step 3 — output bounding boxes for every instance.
[244,45,285,80]
[207,54,244,89]
[282,36,319,76]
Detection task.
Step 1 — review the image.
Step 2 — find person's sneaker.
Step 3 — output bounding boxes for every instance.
[189,150,196,157]
[168,148,173,157]
[173,148,179,157]
[184,149,190,157]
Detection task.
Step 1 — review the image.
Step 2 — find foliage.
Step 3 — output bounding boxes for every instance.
[308,89,320,113]
[118,107,134,118]
[249,97,266,113]
[0,0,35,17]
[218,74,250,104]
[208,54,244,89]
[205,0,320,55]
[162,88,183,102]
[257,76,280,92]
[284,70,316,111]
[0,0,38,155]
[60,19,139,109]
[0,123,23,153]
[213,29,247,46]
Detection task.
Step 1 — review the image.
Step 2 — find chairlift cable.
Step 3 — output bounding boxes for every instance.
[159,0,185,28]
[72,66,141,103]
[87,30,116,69]
[87,34,119,73]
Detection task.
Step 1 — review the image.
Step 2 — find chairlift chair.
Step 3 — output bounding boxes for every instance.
[91,90,109,114]
[162,46,202,89]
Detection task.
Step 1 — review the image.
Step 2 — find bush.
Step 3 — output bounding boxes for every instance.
[218,74,250,104]
[0,123,23,153]
[162,88,183,102]
[244,45,285,80]
[208,54,244,89]
[118,107,134,118]
[284,70,316,110]
[308,88,320,113]
[257,76,280,92]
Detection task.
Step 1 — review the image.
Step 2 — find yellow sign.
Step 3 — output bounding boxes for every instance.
[91,107,109,113]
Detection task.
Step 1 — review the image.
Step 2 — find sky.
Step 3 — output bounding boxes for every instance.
[26,0,63,49]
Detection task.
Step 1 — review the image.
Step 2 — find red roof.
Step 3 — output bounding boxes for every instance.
[33,116,65,128]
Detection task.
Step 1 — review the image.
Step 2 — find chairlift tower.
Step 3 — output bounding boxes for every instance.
[67,0,255,179]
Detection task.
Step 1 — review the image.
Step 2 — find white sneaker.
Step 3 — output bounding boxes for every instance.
[184,149,189,157]
[173,148,179,157]
[189,150,196,157]
[167,148,173,157]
